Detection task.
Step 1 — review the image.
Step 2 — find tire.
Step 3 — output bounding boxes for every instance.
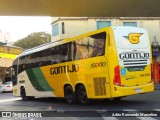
[77,85,90,104]
[64,86,77,104]
[20,87,34,100]
[113,97,122,101]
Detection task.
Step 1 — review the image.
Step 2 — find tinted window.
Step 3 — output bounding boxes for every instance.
[47,46,60,64]
[12,58,18,86]
[16,32,106,73]
[60,43,72,62]
[89,32,106,57]
[74,32,106,60]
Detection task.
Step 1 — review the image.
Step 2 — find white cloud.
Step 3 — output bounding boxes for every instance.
[0,16,51,42]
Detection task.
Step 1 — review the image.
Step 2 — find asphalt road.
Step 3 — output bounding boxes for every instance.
[0,90,160,120]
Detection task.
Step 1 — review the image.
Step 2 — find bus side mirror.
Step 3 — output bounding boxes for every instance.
[5,70,10,76]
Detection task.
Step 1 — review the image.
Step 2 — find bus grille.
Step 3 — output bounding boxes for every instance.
[123,59,147,67]
[93,77,106,96]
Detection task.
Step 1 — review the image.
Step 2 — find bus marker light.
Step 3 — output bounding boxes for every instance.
[134,88,142,93]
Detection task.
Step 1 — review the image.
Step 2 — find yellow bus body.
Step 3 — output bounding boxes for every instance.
[12,26,154,101]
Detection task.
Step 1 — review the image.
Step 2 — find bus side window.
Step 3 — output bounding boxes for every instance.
[72,41,76,60]
[41,50,48,66]
[12,59,18,86]
[34,50,46,67]
[26,55,32,69]
[90,32,106,57]
[12,66,17,86]
[90,38,105,57]
[31,53,37,68]
[60,43,69,62]
[18,56,26,74]
[35,51,42,67]
[74,32,106,60]
[67,42,72,61]
[75,37,89,60]
[49,46,60,64]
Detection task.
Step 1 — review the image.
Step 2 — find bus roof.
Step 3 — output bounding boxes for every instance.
[17,39,65,58]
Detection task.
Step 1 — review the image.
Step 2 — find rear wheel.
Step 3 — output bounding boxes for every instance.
[64,86,77,104]
[77,85,90,104]
[113,97,123,101]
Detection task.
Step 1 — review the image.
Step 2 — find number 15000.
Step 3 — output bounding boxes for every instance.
[91,62,106,68]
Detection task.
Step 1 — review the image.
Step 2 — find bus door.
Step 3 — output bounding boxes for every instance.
[88,32,111,98]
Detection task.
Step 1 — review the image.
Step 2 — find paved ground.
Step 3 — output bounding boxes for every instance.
[0,84,160,120]
[0,90,160,120]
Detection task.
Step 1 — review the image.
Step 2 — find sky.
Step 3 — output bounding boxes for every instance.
[0,16,51,42]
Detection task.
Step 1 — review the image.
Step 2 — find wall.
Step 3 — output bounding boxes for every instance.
[51,17,160,44]
[141,20,160,42]
[0,46,23,55]
[0,45,23,81]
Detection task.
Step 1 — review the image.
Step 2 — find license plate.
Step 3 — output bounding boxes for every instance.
[135,88,142,93]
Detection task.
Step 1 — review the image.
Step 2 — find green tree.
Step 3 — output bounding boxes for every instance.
[14,32,51,49]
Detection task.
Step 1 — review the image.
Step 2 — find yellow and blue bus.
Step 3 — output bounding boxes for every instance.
[11,26,154,104]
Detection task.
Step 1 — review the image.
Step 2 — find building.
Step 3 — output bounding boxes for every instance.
[51,17,160,84]
[0,45,23,82]
[51,17,160,43]
[0,30,10,43]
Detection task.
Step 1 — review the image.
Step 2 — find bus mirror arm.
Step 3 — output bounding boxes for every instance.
[5,66,12,76]
[5,70,10,76]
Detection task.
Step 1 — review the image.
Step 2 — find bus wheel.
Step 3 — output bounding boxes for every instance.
[20,87,34,100]
[20,87,27,100]
[113,97,122,101]
[78,85,89,104]
[64,86,77,104]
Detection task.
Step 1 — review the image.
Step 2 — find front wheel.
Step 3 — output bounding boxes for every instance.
[20,87,34,100]
[77,85,90,104]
